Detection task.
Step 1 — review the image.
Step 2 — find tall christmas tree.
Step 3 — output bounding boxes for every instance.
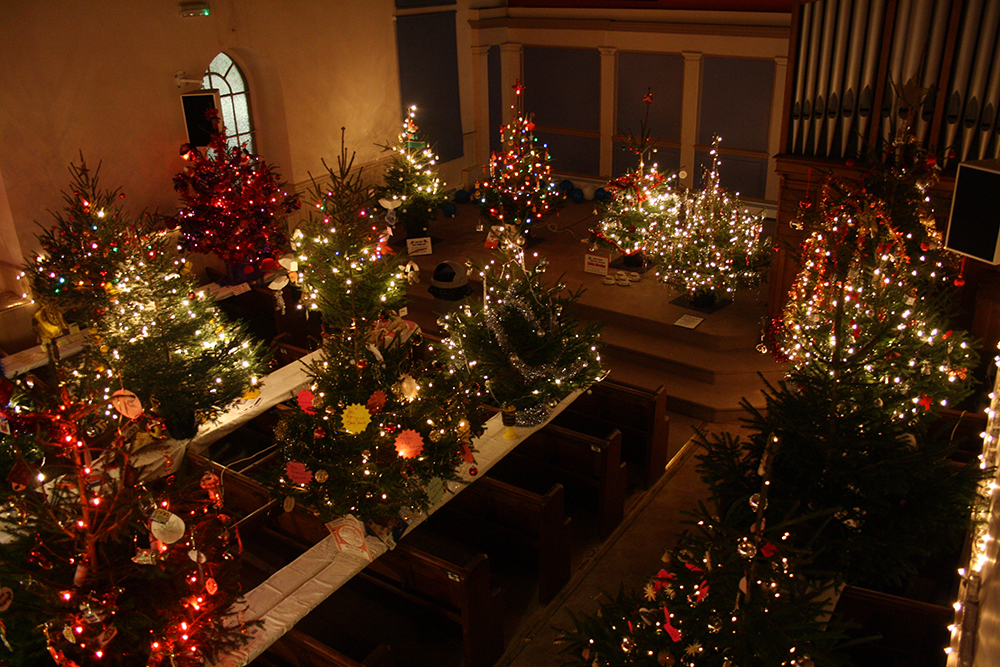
[437,242,604,426]
[0,369,251,667]
[475,80,563,242]
[25,159,135,328]
[775,131,975,426]
[374,106,450,239]
[25,159,266,440]
[590,90,683,261]
[557,455,850,667]
[173,109,300,280]
[270,136,486,526]
[651,140,771,305]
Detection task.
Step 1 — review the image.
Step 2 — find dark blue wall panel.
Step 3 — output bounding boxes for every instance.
[616,52,684,144]
[523,46,601,132]
[396,12,463,162]
[699,57,774,152]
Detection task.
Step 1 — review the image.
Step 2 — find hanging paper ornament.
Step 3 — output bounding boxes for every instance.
[149,509,186,544]
[394,429,424,458]
[297,389,317,414]
[0,587,12,612]
[205,577,218,595]
[110,389,143,419]
[366,389,387,414]
[286,461,313,485]
[96,626,117,648]
[341,403,372,434]
[131,548,158,565]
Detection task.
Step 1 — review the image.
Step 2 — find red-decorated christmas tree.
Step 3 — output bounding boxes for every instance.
[173,109,300,281]
[475,80,563,243]
[590,90,682,261]
[0,367,252,667]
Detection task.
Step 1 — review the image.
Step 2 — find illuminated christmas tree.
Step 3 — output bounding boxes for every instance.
[374,105,450,239]
[438,242,603,426]
[475,80,563,242]
[775,131,977,426]
[173,109,300,279]
[92,226,266,439]
[25,160,266,440]
[25,158,135,328]
[558,451,849,667]
[271,137,486,525]
[590,90,683,261]
[651,140,771,305]
[0,369,251,667]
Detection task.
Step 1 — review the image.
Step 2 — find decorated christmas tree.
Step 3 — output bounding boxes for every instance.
[270,136,486,526]
[651,140,771,306]
[557,452,850,667]
[0,368,251,667]
[475,80,563,242]
[590,90,683,262]
[25,159,266,440]
[25,158,136,328]
[437,241,603,426]
[91,225,266,439]
[774,131,976,426]
[173,109,300,280]
[374,106,450,239]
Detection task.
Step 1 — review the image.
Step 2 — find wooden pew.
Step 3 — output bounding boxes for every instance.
[258,514,504,667]
[489,424,627,539]
[255,627,394,667]
[550,380,670,489]
[428,477,572,604]
[834,586,953,666]
[362,529,504,667]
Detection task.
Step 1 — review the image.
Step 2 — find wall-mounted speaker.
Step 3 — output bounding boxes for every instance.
[945,160,1000,265]
[180,89,221,147]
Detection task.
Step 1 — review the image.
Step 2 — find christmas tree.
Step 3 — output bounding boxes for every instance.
[651,140,771,305]
[374,106,450,239]
[25,158,136,328]
[270,136,486,526]
[91,225,267,439]
[0,368,251,667]
[437,241,604,426]
[25,159,266,440]
[590,90,683,261]
[557,455,850,667]
[774,131,976,426]
[173,109,300,279]
[475,80,563,242]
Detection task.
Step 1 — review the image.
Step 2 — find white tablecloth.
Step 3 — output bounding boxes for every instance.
[210,389,582,667]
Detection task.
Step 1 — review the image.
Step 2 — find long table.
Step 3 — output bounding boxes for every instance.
[208,388,582,667]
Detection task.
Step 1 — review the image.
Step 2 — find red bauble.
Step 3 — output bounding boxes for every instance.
[313,428,326,439]
[920,242,930,252]
[357,359,368,369]
[955,277,966,287]
[926,154,937,166]
[845,158,855,167]
[799,198,813,210]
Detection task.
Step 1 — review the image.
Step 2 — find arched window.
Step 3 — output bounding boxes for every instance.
[202,53,255,154]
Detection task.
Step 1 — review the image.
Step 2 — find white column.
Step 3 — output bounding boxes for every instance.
[469,44,492,175]
[680,51,703,189]
[599,46,617,179]
[499,42,523,113]
[766,55,789,202]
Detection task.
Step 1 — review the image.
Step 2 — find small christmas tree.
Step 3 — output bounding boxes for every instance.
[25,160,266,439]
[475,80,563,242]
[438,242,603,426]
[0,369,251,667]
[374,106,450,239]
[271,135,486,525]
[590,90,683,261]
[92,225,267,439]
[25,158,135,328]
[173,109,300,279]
[651,140,771,305]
